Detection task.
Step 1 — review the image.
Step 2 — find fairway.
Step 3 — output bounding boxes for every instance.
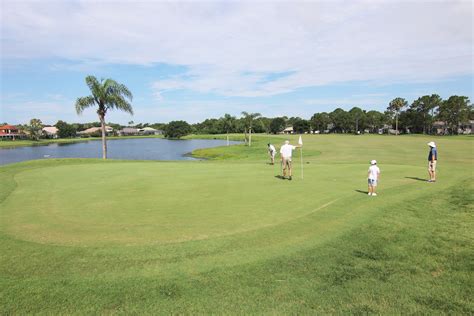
[1,134,472,313]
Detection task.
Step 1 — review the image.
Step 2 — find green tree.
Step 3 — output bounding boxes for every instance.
[221,113,236,145]
[329,108,350,133]
[349,107,365,134]
[55,120,77,138]
[310,112,330,132]
[241,111,261,146]
[269,117,286,134]
[365,110,385,133]
[410,94,442,134]
[387,97,408,135]
[438,96,471,134]
[75,76,133,159]
[293,119,311,134]
[28,118,43,140]
[164,120,192,138]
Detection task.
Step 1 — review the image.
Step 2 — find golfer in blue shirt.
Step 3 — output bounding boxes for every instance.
[427,141,437,182]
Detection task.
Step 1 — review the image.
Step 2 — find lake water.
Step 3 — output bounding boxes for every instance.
[0,138,240,165]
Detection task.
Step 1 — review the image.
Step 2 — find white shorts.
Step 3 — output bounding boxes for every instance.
[428,161,437,172]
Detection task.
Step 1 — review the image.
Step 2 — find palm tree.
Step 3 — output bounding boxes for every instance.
[221,113,236,146]
[241,111,261,146]
[387,97,407,135]
[75,76,133,159]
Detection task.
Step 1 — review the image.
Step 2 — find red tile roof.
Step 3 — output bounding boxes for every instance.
[0,125,18,130]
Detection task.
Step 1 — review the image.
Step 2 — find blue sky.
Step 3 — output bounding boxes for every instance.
[1,0,472,125]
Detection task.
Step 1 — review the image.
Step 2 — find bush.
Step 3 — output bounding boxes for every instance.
[164,121,192,139]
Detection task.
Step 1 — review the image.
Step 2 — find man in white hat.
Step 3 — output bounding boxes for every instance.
[279,140,302,180]
[367,160,380,196]
[427,141,437,182]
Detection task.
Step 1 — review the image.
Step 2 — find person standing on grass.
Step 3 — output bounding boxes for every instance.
[280,140,301,180]
[367,160,380,196]
[427,141,438,182]
[268,143,276,165]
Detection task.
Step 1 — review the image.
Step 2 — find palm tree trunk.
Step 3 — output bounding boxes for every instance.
[99,114,107,159]
[249,127,252,146]
[395,114,398,135]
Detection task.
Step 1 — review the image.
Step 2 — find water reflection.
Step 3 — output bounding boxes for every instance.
[0,138,240,165]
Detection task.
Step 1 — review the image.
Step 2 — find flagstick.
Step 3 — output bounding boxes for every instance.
[300,146,304,179]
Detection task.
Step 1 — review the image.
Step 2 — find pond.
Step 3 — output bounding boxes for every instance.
[0,138,240,165]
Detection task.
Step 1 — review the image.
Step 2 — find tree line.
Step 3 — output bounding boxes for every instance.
[10,94,473,142]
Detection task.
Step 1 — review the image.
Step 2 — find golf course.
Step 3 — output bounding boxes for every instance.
[0,134,472,313]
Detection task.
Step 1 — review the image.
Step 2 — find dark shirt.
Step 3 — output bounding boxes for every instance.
[428,147,437,161]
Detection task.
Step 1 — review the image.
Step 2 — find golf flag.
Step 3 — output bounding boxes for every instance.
[299,135,303,179]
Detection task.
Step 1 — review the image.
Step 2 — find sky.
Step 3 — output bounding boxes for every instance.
[1,0,473,125]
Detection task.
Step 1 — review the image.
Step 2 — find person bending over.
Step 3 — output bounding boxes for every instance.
[268,143,276,165]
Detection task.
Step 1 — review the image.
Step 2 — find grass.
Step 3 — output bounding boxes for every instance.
[0,134,472,313]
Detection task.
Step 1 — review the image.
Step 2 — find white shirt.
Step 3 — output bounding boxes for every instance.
[268,144,276,153]
[368,165,380,180]
[280,144,296,158]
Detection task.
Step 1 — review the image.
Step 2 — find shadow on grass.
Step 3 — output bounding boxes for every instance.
[355,190,368,194]
[275,175,286,180]
[405,176,427,182]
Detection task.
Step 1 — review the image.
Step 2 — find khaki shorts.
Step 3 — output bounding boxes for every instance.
[428,160,437,172]
[282,157,292,169]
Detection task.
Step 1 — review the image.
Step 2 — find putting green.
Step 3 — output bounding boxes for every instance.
[2,160,422,246]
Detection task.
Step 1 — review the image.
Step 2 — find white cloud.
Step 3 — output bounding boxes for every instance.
[1,0,472,99]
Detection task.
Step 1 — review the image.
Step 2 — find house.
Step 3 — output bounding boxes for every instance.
[280,126,294,134]
[138,127,163,135]
[42,126,58,138]
[118,127,139,136]
[77,126,114,136]
[432,121,447,135]
[0,124,25,140]
[459,120,474,134]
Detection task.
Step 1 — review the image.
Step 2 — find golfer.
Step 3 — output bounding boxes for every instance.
[268,143,276,165]
[367,160,380,196]
[427,141,437,182]
[280,140,302,180]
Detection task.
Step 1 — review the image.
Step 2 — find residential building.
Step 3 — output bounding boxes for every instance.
[42,126,58,138]
[77,126,114,136]
[138,127,163,135]
[118,127,139,136]
[0,124,25,140]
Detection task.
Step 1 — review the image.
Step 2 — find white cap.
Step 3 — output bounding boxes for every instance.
[285,140,290,144]
[370,160,377,165]
[427,141,436,147]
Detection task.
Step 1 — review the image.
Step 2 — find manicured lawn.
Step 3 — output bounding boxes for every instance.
[0,134,472,313]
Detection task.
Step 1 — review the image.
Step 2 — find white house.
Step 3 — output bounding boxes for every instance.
[280,126,294,134]
[138,127,163,135]
[42,126,58,138]
[78,126,114,136]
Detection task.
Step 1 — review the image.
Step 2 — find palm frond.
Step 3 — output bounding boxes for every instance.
[75,96,96,114]
[107,95,134,115]
[85,76,104,101]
